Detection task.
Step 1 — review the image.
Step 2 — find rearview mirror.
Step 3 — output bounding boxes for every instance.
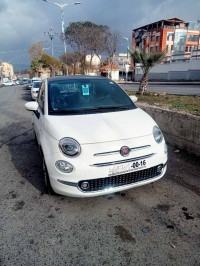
[25,101,39,111]
[130,95,138,103]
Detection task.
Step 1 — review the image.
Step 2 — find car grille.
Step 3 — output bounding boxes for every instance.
[78,164,163,192]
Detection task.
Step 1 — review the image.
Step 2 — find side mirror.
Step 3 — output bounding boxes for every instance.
[25,101,39,111]
[130,95,138,103]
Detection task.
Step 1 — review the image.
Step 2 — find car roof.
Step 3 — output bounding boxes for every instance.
[33,80,42,83]
[47,75,109,82]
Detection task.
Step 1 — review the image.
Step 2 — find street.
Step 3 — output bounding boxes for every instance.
[120,83,200,96]
[0,85,200,265]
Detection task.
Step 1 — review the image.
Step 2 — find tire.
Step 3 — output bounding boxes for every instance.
[43,158,56,195]
[34,132,38,146]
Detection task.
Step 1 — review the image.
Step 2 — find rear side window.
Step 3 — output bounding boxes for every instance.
[37,82,45,112]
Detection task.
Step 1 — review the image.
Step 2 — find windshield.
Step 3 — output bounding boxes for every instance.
[48,78,136,114]
[33,82,41,88]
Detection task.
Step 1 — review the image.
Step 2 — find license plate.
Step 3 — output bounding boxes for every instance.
[108,160,147,177]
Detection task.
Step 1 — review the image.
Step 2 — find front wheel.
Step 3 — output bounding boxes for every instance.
[43,158,56,195]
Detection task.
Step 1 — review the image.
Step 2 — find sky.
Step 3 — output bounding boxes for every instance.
[0,0,200,70]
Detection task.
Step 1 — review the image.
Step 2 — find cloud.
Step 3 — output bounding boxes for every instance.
[0,1,7,13]
[0,0,199,69]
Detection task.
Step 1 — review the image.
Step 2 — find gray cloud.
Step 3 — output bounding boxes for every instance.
[0,0,199,69]
[0,1,7,13]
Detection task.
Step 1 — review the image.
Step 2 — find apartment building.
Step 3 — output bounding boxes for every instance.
[0,61,14,79]
[132,18,200,56]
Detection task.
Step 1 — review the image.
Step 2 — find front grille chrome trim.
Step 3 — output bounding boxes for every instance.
[90,153,156,167]
[57,179,77,187]
[79,164,165,192]
[94,145,151,157]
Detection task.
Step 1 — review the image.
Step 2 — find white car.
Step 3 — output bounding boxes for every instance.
[25,76,167,197]
[2,80,15,86]
[31,81,42,100]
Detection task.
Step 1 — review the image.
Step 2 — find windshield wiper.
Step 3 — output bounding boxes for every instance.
[80,106,129,111]
[49,109,82,114]
[49,106,130,114]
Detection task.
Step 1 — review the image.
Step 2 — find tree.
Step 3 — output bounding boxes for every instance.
[28,41,45,61]
[60,52,82,75]
[104,30,120,65]
[64,21,116,73]
[40,54,62,77]
[130,49,166,94]
[30,60,41,72]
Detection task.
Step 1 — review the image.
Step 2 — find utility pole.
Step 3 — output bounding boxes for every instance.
[44,27,58,56]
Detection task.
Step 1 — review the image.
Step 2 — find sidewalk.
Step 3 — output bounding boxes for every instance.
[118,81,200,85]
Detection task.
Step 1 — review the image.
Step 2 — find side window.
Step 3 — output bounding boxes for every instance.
[37,81,45,112]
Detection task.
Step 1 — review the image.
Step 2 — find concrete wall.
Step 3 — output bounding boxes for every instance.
[135,59,200,81]
[138,103,200,156]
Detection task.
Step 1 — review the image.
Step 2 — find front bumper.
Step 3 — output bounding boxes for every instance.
[44,144,167,197]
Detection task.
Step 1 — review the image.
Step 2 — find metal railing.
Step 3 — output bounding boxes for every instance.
[163,49,200,63]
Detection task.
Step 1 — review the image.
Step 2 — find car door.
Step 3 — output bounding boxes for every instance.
[33,81,45,146]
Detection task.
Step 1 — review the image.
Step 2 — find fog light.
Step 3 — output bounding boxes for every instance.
[81,182,89,190]
[55,160,73,173]
[157,165,163,173]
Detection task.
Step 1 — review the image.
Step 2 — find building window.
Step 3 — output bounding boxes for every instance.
[185,46,188,52]
[150,46,154,52]
[187,35,198,42]
[156,36,160,42]
[151,35,155,41]
[156,46,159,52]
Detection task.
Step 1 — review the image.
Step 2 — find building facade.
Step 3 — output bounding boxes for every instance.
[132,18,200,58]
[0,61,14,79]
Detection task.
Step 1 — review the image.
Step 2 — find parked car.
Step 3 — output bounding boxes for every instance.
[25,76,167,197]
[31,81,42,100]
[16,78,24,85]
[26,79,32,89]
[26,77,42,90]
[2,80,15,86]
[23,78,28,84]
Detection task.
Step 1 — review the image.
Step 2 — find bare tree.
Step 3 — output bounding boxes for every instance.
[28,41,45,61]
[104,30,120,65]
[60,52,82,75]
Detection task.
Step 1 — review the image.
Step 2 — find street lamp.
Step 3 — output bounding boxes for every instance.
[42,0,81,53]
[122,37,129,61]
[122,37,130,82]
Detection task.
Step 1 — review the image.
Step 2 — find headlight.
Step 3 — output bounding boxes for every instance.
[55,160,73,173]
[59,138,81,157]
[153,126,163,143]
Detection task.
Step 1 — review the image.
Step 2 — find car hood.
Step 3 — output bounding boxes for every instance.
[44,108,156,144]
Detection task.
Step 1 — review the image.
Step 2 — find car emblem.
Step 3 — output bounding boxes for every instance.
[120,146,130,157]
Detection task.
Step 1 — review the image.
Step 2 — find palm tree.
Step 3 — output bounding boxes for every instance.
[130,48,166,94]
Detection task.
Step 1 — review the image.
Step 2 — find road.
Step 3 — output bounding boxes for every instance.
[0,85,200,265]
[120,83,200,95]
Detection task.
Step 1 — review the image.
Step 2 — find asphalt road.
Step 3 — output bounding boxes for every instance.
[120,83,200,95]
[0,85,200,265]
